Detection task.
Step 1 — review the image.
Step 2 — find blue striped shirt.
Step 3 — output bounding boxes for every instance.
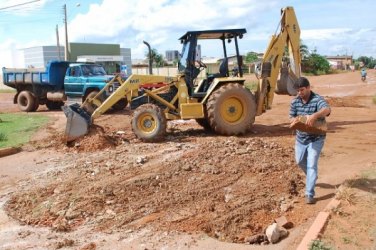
[289,91,330,144]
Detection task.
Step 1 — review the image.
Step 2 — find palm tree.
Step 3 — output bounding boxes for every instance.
[300,41,310,60]
[145,49,165,67]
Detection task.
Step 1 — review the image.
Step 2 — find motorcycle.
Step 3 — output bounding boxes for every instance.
[361,69,367,82]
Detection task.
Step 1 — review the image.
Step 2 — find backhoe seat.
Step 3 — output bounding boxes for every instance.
[191,59,229,97]
[207,58,228,82]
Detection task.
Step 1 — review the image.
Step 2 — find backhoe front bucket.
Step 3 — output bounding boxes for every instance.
[62,103,91,142]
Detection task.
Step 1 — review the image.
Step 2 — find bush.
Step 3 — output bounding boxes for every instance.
[302,53,331,75]
[309,239,333,250]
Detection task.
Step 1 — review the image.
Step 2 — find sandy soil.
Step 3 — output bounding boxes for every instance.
[0,70,375,249]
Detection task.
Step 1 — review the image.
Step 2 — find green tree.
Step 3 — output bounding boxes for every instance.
[244,52,259,63]
[145,49,166,67]
[356,56,376,69]
[302,53,330,75]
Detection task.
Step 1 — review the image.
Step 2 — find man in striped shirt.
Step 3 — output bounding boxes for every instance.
[289,77,331,204]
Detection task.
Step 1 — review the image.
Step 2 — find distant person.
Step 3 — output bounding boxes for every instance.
[289,77,331,204]
[361,68,367,81]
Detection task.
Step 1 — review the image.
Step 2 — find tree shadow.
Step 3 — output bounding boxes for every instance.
[327,120,376,133]
[345,177,376,194]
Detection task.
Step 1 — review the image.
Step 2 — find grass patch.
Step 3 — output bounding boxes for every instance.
[372,95,376,105]
[245,80,258,92]
[309,239,333,250]
[0,113,49,148]
[0,88,16,93]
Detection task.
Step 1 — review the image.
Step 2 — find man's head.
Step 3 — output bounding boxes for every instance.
[294,77,311,100]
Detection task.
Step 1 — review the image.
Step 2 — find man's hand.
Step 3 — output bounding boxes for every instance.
[305,114,317,126]
[289,117,299,128]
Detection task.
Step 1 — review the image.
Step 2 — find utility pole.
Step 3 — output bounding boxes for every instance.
[63,4,69,61]
[56,25,61,61]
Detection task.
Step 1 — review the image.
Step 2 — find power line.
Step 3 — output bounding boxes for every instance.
[0,0,41,11]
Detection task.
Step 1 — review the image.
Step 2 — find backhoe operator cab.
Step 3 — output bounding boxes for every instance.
[178,29,246,97]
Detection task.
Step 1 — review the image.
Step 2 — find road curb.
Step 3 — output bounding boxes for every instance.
[0,147,21,158]
[297,198,341,250]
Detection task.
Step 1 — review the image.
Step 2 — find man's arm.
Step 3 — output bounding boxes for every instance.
[306,107,331,126]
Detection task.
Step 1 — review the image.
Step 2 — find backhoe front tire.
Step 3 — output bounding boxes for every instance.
[17,90,37,112]
[207,83,256,135]
[131,104,167,142]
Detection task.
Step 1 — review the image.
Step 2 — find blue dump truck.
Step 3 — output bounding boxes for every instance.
[2,61,127,112]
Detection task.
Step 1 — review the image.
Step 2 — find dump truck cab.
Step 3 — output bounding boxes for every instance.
[177,29,247,98]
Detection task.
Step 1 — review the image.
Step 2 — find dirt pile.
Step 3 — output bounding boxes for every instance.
[326,96,365,108]
[5,134,304,243]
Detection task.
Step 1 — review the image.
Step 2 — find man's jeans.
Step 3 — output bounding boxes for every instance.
[295,137,325,197]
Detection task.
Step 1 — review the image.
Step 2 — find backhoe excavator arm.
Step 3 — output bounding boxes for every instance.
[256,6,301,115]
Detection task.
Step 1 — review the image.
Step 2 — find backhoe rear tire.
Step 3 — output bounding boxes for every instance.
[131,104,167,142]
[206,83,256,135]
[17,90,37,112]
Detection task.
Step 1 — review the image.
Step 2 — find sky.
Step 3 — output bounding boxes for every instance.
[0,0,375,68]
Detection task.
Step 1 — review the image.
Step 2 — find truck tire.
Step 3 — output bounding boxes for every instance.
[17,90,36,112]
[112,98,128,110]
[131,104,167,142]
[46,101,64,110]
[206,83,256,135]
[31,93,39,112]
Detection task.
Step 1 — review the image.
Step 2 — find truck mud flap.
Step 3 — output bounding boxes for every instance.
[62,103,91,142]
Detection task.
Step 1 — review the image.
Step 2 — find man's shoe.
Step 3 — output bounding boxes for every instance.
[306,196,315,204]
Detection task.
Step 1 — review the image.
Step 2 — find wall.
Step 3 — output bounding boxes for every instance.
[69,43,119,62]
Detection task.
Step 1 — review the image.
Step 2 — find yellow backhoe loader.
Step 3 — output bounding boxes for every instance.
[63,6,301,142]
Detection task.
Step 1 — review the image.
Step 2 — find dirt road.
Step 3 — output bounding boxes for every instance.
[0,70,375,249]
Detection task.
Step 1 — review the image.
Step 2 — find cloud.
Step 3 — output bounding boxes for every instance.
[302,28,352,40]
[301,28,376,57]
[0,39,24,68]
[67,0,280,58]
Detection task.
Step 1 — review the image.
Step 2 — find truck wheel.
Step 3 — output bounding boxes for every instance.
[207,83,256,135]
[112,98,128,110]
[46,101,64,110]
[31,93,39,112]
[17,90,36,112]
[131,104,167,142]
